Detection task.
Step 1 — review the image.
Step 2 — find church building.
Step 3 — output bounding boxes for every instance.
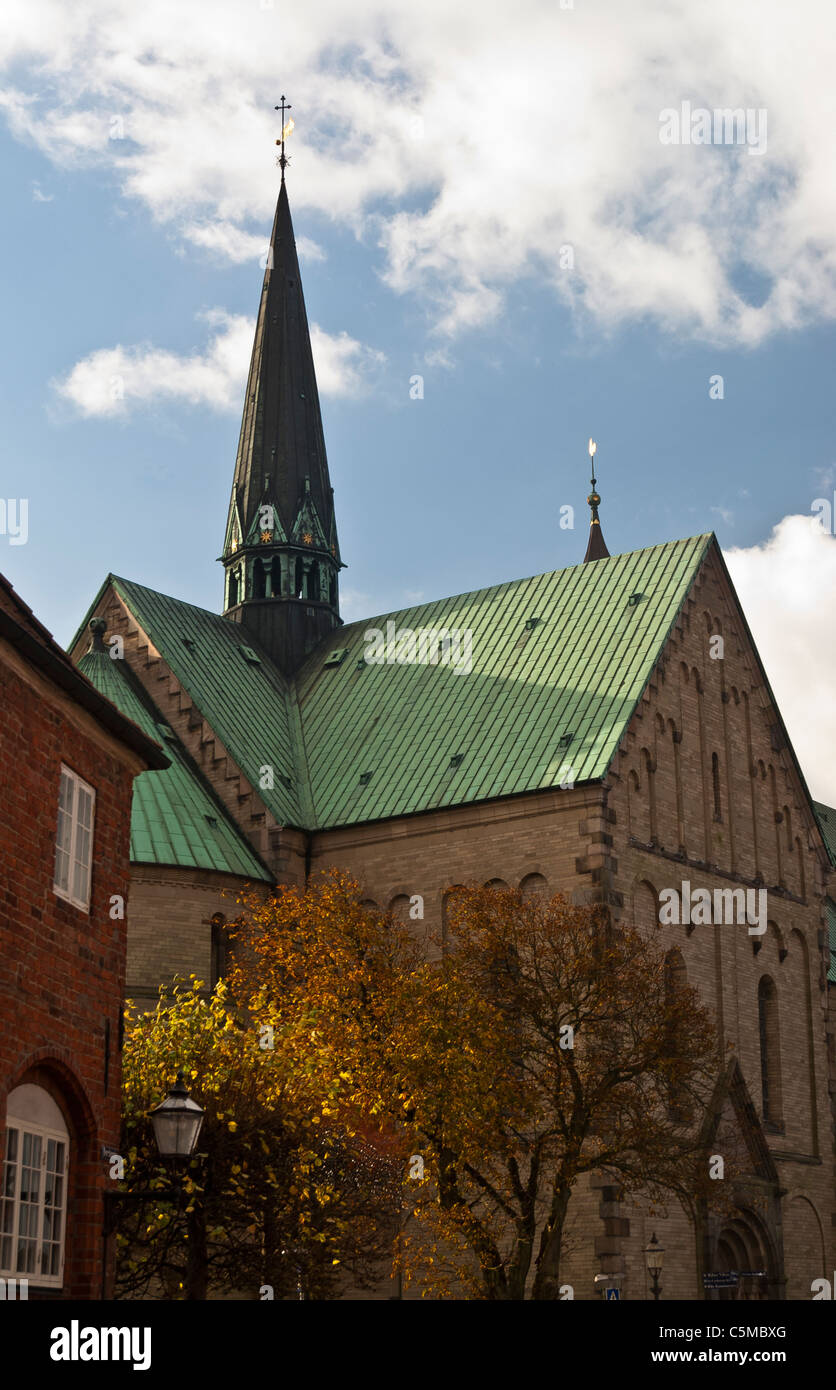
[67,159,836,1300]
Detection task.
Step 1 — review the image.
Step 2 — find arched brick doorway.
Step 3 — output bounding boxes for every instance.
[714,1211,775,1300]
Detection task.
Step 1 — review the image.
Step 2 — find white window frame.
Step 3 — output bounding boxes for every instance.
[53,764,96,912]
[1,1120,69,1288]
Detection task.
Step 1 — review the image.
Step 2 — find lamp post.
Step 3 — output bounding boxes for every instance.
[645,1232,664,1301]
[103,1070,204,1235]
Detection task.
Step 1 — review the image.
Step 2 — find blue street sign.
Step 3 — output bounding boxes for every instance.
[605,1288,620,1300]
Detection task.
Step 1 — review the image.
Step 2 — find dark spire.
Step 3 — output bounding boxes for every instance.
[582,438,610,563]
[221,105,342,674]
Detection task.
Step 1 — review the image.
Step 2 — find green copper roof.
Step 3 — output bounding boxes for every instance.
[77,644,271,880]
[295,534,714,826]
[72,535,711,835]
[108,576,303,828]
[813,802,836,867]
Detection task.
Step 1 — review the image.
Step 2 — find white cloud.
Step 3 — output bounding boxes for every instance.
[725,515,836,805]
[338,588,374,623]
[53,311,381,417]
[180,221,325,266]
[1,0,835,345]
[32,180,53,202]
[309,326,384,398]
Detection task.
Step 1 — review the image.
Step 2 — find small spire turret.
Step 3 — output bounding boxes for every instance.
[582,438,610,563]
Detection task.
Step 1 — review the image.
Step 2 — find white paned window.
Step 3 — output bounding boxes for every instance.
[1,1089,69,1288]
[53,766,95,911]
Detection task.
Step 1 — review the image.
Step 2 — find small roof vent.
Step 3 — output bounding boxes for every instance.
[324,648,349,668]
[240,645,262,665]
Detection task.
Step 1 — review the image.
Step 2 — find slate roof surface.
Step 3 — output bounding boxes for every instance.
[78,644,271,880]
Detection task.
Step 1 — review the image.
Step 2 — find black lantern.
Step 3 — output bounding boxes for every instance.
[149,1070,204,1158]
[644,1231,664,1300]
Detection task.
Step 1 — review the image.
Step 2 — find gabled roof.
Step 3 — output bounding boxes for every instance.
[1,572,167,771]
[77,639,271,880]
[94,575,304,827]
[295,534,714,826]
[70,535,715,833]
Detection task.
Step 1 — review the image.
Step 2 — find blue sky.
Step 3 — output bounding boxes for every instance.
[1,0,835,799]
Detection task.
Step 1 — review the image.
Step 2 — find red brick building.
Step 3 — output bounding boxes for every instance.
[0,574,166,1298]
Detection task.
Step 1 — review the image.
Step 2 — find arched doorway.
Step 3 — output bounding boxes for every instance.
[714,1211,774,1300]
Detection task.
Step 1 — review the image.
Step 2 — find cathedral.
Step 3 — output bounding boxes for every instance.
[67,163,836,1300]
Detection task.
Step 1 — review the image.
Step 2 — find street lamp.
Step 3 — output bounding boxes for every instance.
[645,1232,664,1301]
[149,1070,205,1158]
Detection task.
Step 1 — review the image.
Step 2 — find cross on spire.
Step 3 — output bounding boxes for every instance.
[274,96,293,181]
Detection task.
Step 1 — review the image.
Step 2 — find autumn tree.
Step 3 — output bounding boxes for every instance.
[388,885,722,1298]
[227,873,724,1300]
[115,976,399,1299]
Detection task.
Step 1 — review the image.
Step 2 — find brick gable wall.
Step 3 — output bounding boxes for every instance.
[0,638,140,1298]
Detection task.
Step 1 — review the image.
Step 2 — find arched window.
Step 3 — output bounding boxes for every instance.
[253,558,266,600]
[758,976,783,1128]
[520,872,547,900]
[1,1085,69,1286]
[227,568,239,608]
[441,886,465,951]
[633,879,660,932]
[309,564,321,602]
[294,557,304,599]
[644,749,657,843]
[329,573,338,607]
[271,556,282,597]
[210,914,230,989]
[712,752,722,821]
[388,894,412,922]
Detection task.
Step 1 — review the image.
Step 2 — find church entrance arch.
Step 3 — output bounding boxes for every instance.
[713,1210,775,1300]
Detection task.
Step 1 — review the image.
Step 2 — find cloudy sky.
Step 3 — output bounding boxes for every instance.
[1,0,834,800]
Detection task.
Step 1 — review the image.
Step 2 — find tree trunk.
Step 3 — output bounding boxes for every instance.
[531,1183,572,1300]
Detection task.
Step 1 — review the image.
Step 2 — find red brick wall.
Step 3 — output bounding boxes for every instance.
[0,644,136,1299]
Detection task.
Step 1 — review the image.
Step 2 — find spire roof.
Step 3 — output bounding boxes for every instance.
[582,442,610,563]
[224,179,338,562]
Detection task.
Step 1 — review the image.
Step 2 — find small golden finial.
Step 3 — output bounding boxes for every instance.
[274,96,294,181]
